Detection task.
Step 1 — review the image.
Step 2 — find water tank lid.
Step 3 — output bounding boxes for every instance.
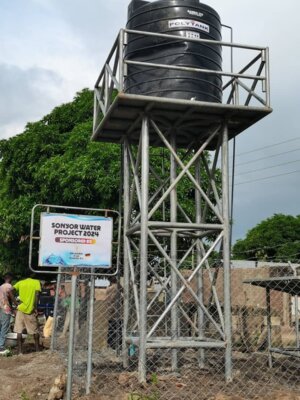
[128,0,221,23]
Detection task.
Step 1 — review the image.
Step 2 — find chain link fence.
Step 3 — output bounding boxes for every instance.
[49,260,300,400]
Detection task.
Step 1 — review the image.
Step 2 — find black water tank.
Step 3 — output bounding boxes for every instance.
[125,0,222,103]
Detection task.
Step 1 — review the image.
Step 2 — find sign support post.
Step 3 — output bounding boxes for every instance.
[86,273,95,395]
[29,204,121,399]
[50,267,62,351]
[66,270,79,400]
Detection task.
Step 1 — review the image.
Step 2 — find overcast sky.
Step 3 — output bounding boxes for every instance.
[1,0,299,242]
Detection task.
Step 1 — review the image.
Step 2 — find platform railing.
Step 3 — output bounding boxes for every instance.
[93,29,271,134]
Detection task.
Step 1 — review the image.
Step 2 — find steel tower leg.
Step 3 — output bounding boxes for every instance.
[139,115,150,383]
[86,274,95,395]
[170,132,178,372]
[195,152,205,368]
[222,123,233,382]
[123,141,130,368]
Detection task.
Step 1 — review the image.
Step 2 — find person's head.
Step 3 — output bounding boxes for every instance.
[3,272,14,284]
[26,270,39,280]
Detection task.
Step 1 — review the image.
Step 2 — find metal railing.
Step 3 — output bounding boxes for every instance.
[93,29,271,134]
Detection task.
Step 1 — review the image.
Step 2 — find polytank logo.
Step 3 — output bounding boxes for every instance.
[169,19,210,33]
[187,10,204,18]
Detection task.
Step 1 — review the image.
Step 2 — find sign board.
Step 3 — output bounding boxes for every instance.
[38,213,113,268]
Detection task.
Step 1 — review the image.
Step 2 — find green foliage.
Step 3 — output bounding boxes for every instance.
[41,88,94,133]
[232,214,300,262]
[128,374,160,400]
[150,373,159,386]
[0,88,222,277]
[128,394,159,400]
[0,89,120,277]
[20,392,31,400]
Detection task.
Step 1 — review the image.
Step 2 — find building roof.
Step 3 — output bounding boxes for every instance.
[243,276,300,296]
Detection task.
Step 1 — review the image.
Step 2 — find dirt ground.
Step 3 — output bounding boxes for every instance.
[80,391,300,400]
[79,371,300,400]
[74,348,300,400]
[81,394,300,400]
[1,348,300,400]
[0,349,64,400]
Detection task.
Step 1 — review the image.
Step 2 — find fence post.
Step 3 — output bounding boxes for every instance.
[66,271,78,400]
[86,275,95,394]
[51,268,62,351]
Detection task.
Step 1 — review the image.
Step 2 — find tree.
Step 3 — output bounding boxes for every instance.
[0,89,221,277]
[0,89,121,276]
[232,214,300,262]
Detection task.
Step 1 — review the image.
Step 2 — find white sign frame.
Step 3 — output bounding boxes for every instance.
[38,212,113,268]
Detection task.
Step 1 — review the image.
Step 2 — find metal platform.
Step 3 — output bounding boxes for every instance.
[92,93,272,149]
[92,29,272,150]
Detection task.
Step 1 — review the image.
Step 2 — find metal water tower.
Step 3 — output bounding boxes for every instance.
[92,0,272,384]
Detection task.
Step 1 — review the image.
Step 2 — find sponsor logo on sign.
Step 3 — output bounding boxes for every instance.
[169,19,210,33]
[55,237,96,244]
[187,10,204,18]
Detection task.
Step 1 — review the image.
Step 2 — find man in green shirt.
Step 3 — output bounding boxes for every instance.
[14,275,41,354]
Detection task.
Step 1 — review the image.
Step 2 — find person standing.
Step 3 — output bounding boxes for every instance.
[14,274,41,354]
[0,273,17,355]
[59,286,80,339]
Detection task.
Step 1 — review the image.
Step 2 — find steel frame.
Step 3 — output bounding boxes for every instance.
[92,28,272,385]
[121,116,232,383]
